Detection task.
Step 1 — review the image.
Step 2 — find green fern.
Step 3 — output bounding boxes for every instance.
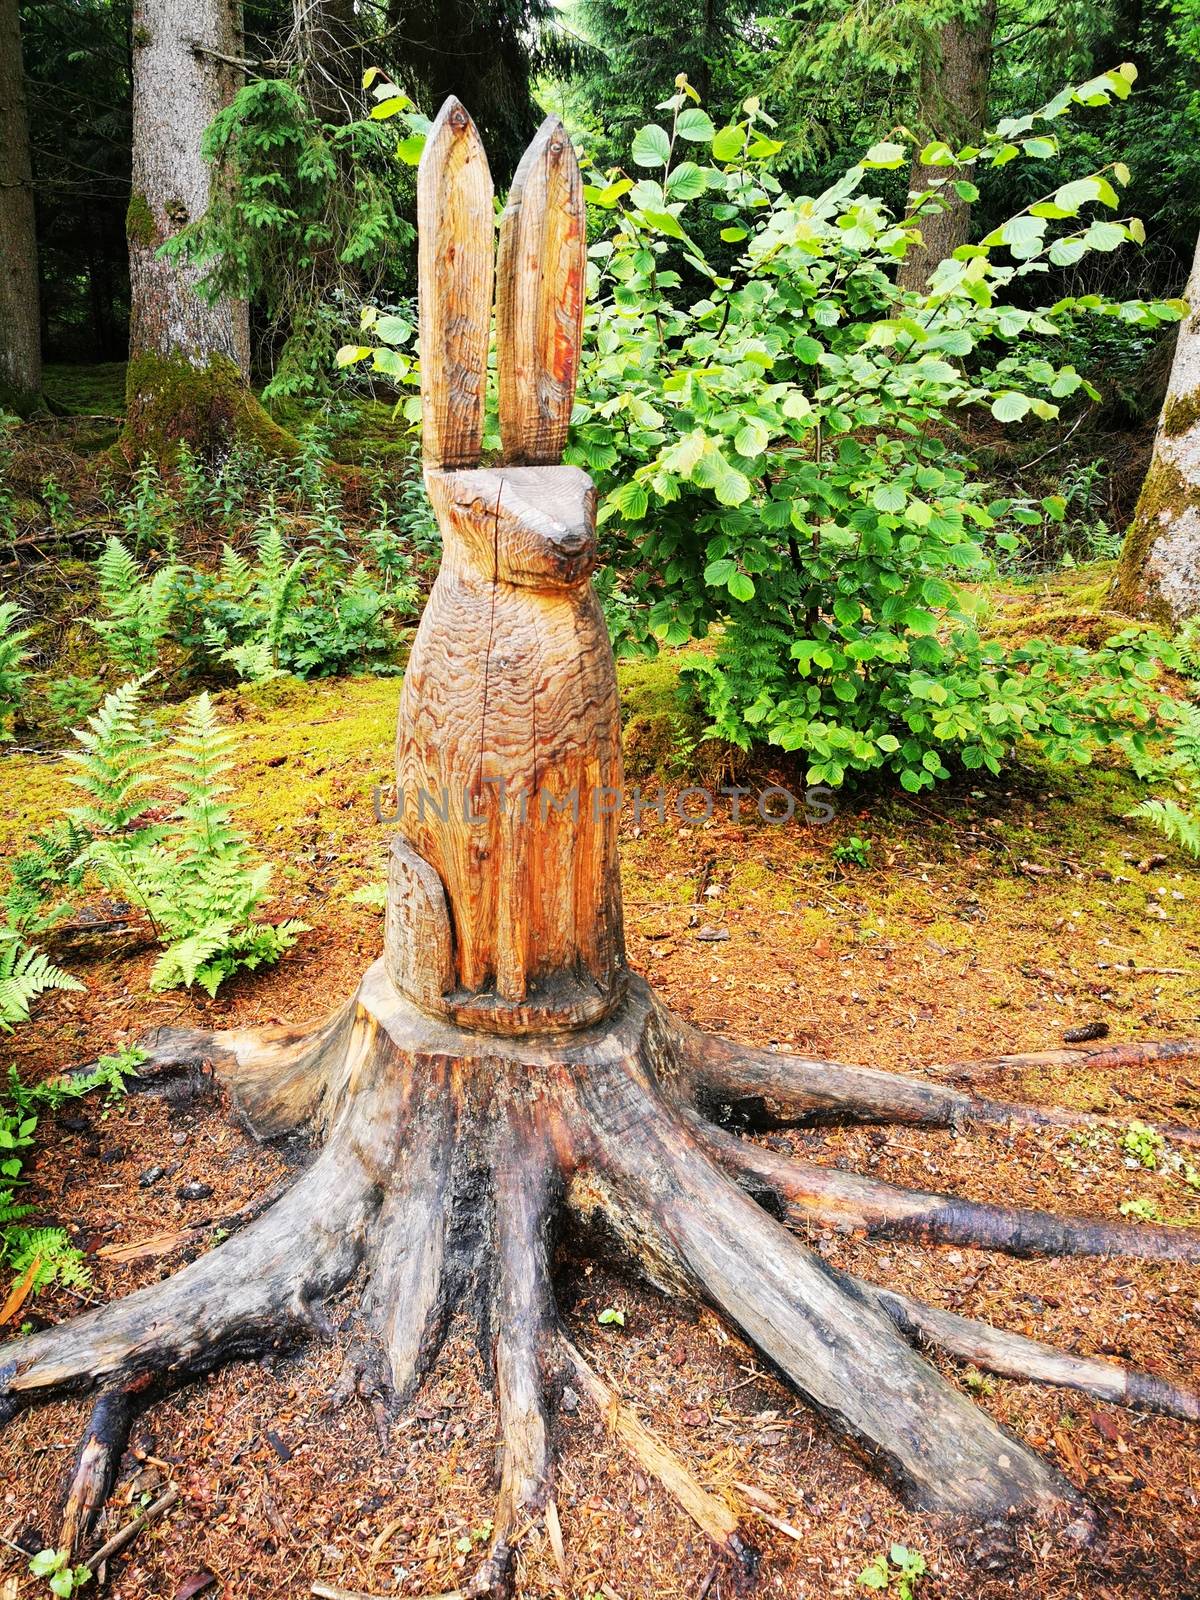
[91,536,179,671]
[1126,797,1200,859]
[0,598,32,741]
[6,1226,90,1292]
[203,500,308,682]
[70,687,307,994]
[65,675,162,836]
[0,928,84,1031]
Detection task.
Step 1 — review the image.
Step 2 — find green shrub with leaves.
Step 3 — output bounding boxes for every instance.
[67,683,307,994]
[575,71,1186,790]
[0,598,31,740]
[356,66,1186,796]
[91,536,179,672]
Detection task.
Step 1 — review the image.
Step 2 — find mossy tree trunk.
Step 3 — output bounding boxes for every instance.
[124,0,292,457]
[0,0,43,417]
[897,0,997,293]
[1112,231,1200,624]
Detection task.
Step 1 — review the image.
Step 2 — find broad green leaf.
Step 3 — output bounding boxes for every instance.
[665,162,705,201]
[864,140,906,168]
[374,314,412,345]
[676,107,716,142]
[632,124,671,167]
[728,572,755,602]
[638,208,686,240]
[370,96,409,120]
[395,134,425,165]
[711,125,744,162]
[991,392,1030,423]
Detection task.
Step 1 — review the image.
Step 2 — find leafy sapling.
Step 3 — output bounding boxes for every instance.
[857,1544,927,1599]
[28,1547,91,1598]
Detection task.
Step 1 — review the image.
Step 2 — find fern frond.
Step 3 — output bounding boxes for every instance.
[66,677,160,834]
[0,929,85,1030]
[1126,798,1200,859]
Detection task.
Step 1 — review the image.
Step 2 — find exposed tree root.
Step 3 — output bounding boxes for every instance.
[60,1389,137,1556]
[561,1339,755,1568]
[850,1276,1200,1421]
[691,1116,1200,1263]
[7,965,1199,1587]
[931,1038,1200,1086]
[679,1020,1200,1148]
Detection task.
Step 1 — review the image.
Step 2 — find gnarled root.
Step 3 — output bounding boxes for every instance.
[679,1019,1200,1149]
[6,964,1199,1589]
[692,1116,1200,1263]
[850,1276,1200,1421]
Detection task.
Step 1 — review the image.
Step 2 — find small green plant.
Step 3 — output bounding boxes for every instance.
[833,835,872,869]
[1121,1120,1165,1170]
[45,674,105,729]
[857,1544,927,1599]
[597,1306,626,1326]
[1119,1195,1161,1222]
[203,498,309,682]
[28,1546,92,1597]
[67,683,307,995]
[91,536,179,672]
[348,881,388,911]
[0,598,32,740]
[40,473,73,534]
[119,452,177,552]
[0,927,83,1030]
[1,1052,139,1298]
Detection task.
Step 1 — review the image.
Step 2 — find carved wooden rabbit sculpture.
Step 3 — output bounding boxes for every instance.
[387,99,626,1034]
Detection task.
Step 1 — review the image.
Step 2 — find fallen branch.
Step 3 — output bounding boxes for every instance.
[86,1482,178,1575]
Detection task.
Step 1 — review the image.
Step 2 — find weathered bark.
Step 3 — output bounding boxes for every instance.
[0,0,42,416]
[897,0,998,292]
[4,99,1198,1589]
[124,0,289,456]
[1112,229,1200,623]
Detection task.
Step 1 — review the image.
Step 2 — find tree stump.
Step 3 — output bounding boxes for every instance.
[5,96,1199,1597]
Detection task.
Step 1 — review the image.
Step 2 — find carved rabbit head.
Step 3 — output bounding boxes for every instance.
[417,98,594,591]
[428,465,596,590]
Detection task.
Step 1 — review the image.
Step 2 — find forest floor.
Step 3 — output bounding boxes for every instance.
[1,639,1198,1600]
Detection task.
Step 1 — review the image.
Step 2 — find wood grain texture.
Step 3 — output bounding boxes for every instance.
[383,835,455,1010]
[496,115,586,465]
[418,96,494,468]
[392,464,625,1033]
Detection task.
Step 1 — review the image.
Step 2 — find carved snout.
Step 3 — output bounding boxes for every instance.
[428,464,598,589]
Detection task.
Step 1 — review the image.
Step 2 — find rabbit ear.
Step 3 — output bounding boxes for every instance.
[418,97,494,469]
[496,115,586,466]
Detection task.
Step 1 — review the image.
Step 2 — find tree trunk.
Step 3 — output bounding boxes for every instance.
[124,0,288,456]
[0,0,43,416]
[1112,231,1200,623]
[897,0,997,293]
